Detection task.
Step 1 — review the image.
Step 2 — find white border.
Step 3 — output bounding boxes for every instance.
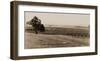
[18,5,95,56]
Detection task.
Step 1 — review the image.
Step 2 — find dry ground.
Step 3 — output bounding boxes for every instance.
[25,27,89,49]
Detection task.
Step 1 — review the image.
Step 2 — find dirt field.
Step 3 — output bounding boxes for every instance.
[24,27,89,49]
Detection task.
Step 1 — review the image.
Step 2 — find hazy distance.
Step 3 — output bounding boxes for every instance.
[25,11,90,27]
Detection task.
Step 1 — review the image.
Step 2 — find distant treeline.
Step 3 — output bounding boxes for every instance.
[43,27,89,37]
[25,26,89,37]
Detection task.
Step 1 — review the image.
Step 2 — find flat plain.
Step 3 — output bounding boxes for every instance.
[25,26,89,49]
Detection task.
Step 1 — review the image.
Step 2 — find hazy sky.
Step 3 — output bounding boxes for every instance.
[25,11,90,26]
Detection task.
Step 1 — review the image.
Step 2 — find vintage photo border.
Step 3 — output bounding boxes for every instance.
[10,1,98,60]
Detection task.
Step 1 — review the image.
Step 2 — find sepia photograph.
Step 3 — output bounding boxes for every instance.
[11,1,97,60]
[24,11,90,49]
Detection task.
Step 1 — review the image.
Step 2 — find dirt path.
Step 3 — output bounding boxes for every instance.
[25,32,89,49]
